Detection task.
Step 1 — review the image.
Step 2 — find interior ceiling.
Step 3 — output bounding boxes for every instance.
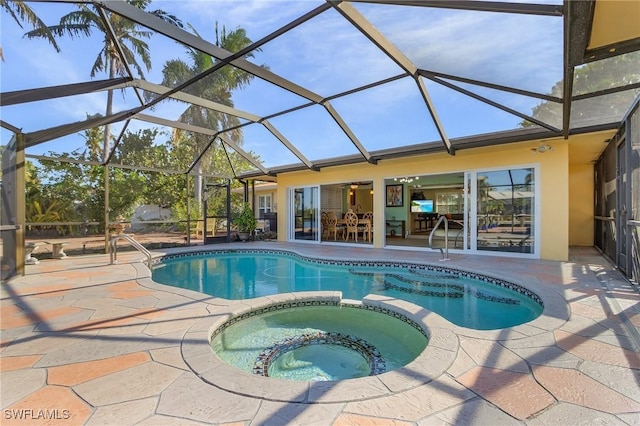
[1,0,639,181]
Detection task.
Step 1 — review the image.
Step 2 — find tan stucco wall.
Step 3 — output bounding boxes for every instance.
[275,137,578,261]
[568,163,594,246]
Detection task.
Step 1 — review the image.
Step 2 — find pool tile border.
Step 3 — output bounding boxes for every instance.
[181,292,458,403]
[155,248,544,306]
[253,331,387,377]
[148,247,568,341]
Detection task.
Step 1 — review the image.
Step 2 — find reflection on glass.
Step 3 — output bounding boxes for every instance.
[477,168,534,254]
[293,187,318,241]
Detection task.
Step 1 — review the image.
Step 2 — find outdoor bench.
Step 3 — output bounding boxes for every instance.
[25,240,69,264]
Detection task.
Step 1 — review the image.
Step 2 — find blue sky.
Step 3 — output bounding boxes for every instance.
[1,0,564,171]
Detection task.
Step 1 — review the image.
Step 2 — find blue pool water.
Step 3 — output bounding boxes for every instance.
[152,250,543,330]
[211,305,427,381]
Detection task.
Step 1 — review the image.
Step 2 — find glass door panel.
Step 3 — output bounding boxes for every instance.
[291,186,319,241]
[476,168,535,254]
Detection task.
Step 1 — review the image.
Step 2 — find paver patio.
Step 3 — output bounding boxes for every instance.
[1,242,638,425]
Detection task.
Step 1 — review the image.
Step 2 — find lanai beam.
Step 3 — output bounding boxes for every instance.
[332,0,454,154]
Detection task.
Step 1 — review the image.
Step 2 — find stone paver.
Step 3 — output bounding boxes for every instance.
[334,414,414,425]
[420,397,521,425]
[253,400,345,426]
[0,354,42,372]
[342,375,475,421]
[0,243,638,425]
[3,385,93,425]
[156,372,260,423]
[533,366,640,414]
[458,335,530,373]
[554,329,640,369]
[73,362,182,406]
[47,352,150,386]
[456,366,555,419]
[1,369,47,409]
[526,403,628,426]
[578,360,640,402]
[85,397,159,426]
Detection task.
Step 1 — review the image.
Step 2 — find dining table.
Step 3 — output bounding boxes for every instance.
[336,218,372,242]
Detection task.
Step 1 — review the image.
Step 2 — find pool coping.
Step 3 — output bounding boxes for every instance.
[179,291,459,403]
[141,246,569,337]
[132,245,570,402]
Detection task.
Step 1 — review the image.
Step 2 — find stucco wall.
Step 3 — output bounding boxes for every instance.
[275,138,574,261]
[569,164,595,246]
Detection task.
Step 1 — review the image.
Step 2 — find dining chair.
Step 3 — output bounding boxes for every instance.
[360,211,373,242]
[321,212,329,240]
[344,210,359,242]
[326,211,339,241]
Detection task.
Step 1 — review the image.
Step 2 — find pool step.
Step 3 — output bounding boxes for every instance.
[349,269,520,304]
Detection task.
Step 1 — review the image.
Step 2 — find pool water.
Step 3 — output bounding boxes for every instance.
[210,305,427,381]
[153,250,543,330]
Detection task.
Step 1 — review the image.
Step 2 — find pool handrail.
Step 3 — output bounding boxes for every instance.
[429,215,450,261]
[109,234,152,269]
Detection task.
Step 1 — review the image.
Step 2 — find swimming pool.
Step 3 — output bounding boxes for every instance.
[152,249,543,330]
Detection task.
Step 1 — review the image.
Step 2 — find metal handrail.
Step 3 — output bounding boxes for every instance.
[428,215,450,261]
[109,234,153,269]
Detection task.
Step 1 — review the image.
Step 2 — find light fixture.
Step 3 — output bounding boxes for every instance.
[350,184,359,189]
[370,189,374,194]
[531,143,553,154]
[394,176,419,184]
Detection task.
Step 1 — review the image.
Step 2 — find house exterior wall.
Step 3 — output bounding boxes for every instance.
[569,163,595,246]
[275,137,581,261]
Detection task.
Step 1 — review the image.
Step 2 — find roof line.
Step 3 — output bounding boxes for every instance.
[237,124,623,179]
[344,0,563,16]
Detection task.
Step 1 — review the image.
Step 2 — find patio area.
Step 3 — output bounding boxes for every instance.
[1,242,639,425]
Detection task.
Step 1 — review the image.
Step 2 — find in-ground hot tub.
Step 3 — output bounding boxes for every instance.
[211,299,427,381]
[181,292,459,403]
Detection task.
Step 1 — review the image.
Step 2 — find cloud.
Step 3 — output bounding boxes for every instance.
[3,0,575,164]
[355,4,563,93]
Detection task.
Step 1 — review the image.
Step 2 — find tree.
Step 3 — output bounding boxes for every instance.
[24,0,182,162]
[29,128,167,231]
[0,0,60,60]
[523,51,640,128]
[24,0,182,240]
[159,23,258,212]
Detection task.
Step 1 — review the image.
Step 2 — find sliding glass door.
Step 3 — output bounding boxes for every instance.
[475,168,536,254]
[288,186,319,242]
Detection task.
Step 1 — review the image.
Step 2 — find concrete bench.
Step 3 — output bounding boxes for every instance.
[25,242,42,265]
[25,241,69,264]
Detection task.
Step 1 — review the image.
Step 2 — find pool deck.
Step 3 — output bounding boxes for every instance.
[1,242,639,425]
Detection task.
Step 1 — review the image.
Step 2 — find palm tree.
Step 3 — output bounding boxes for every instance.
[24,0,181,247]
[1,0,60,60]
[24,0,182,161]
[160,23,257,210]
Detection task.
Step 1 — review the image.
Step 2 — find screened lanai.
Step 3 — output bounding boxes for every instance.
[1,0,640,278]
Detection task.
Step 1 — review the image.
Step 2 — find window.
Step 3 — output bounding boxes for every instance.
[435,191,463,214]
[258,195,272,219]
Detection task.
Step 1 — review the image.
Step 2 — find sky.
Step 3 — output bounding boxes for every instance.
[1,0,566,171]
